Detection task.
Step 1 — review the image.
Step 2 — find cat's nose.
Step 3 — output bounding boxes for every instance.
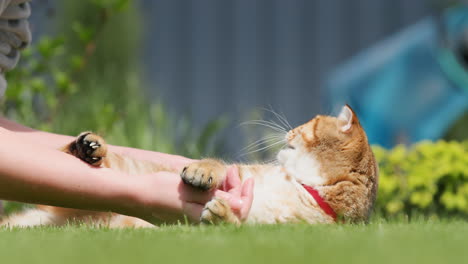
[286,130,295,141]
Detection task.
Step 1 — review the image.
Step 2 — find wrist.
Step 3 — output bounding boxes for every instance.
[89,168,143,218]
[120,172,205,224]
[112,172,176,223]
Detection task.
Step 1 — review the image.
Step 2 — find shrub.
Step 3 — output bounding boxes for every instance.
[374,141,468,218]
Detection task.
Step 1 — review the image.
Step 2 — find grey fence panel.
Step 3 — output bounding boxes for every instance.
[140,0,434,155]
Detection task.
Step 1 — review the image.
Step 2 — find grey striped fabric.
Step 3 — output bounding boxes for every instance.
[0,0,31,99]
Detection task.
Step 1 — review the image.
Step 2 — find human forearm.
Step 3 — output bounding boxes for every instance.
[0,116,74,148]
[0,127,208,222]
[0,124,254,223]
[0,116,194,171]
[0,127,133,213]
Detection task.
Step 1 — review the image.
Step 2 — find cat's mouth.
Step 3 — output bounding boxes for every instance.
[278,144,295,165]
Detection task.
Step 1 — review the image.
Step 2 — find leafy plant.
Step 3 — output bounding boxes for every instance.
[2,1,226,155]
[1,1,227,214]
[374,141,468,218]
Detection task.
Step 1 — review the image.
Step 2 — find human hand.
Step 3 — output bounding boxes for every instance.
[130,166,254,224]
[174,165,254,222]
[214,166,254,220]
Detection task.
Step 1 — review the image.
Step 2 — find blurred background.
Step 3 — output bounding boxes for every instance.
[2,0,467,159]
[0,0,467,218]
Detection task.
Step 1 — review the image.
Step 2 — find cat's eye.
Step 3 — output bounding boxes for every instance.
[287,145,295,150]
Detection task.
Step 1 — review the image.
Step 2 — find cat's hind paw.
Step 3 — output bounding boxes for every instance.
[200,197,240,225]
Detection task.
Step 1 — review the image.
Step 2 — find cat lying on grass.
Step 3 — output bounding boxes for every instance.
[1,105,378,227]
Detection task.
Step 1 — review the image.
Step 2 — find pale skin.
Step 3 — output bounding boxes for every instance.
[0,116,254,224]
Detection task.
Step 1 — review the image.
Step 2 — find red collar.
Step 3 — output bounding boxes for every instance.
[301,184,337,221]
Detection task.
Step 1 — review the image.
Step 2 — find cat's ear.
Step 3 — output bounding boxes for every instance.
[337,105,358,133]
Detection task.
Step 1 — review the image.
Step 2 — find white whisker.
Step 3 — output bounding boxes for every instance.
[241,120,287,133]
[261,107,293,130]
[278,111,293,130]
[261,118,288,131]
[240,135,284,153]
[240,140,286,157]
[263,158,279,165]
[242,119,286,130]
[239,111,291,160]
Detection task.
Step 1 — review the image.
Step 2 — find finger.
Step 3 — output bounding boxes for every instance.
[241,177,254,198]
[214,189,238,205]
[240,178,255,219]
[182,202,204,223]
[223,165,241,195]
[214,189,243,211]
[178,179,214,204]
[214,177,255,217]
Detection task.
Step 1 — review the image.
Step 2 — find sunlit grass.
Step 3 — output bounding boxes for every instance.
[0,219,467,264]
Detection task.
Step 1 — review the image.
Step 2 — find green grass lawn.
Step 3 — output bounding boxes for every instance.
[0,219,467,264]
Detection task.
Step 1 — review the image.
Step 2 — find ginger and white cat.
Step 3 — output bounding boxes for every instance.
[1,105,378,227]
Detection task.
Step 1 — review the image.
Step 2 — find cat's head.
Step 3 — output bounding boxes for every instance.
[277,105,378,222]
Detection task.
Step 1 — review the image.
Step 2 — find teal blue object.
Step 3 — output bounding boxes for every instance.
[326,8,468,148]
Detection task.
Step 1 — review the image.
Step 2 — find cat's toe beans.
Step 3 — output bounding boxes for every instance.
[74,132,107,166]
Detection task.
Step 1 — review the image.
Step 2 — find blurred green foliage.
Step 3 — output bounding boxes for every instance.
[374,141,468,218]
[2,0,226,157]
[1,1,226,213]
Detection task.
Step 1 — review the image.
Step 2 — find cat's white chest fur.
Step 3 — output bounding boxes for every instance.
[277,148,325,186]
[240,163,331,224]
[240,166,299,223]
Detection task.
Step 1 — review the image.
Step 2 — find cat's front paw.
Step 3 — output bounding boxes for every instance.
[73,132,108,166]
[200,197,240,225]
[181,159,226,191]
